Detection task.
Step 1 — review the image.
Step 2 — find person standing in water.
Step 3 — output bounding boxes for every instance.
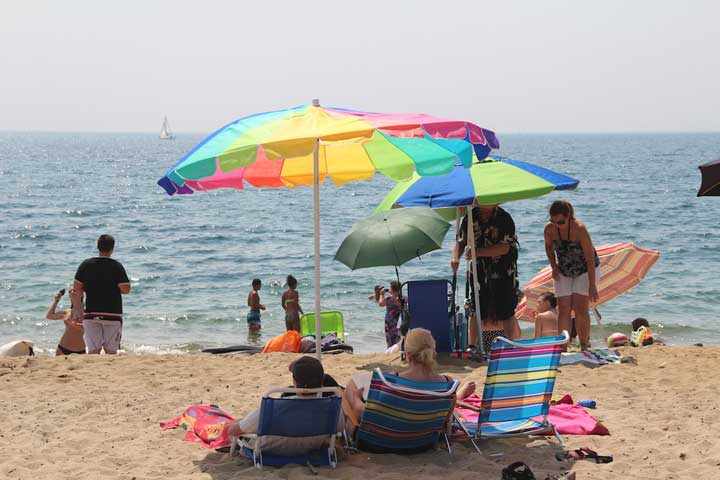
[544,200,600,351]
[281,275,303,333]
[451,204,520,353]
[247,279,266,331]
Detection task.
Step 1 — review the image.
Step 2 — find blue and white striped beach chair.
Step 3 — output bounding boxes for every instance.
[456,332,569,452]
[344,368,460,454]
[230,387,342,469]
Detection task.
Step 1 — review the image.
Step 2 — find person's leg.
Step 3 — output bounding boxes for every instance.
[102,321,122,355]
[457,381,477,400]
[467,315,479,347]
[342,381,366,422]
[571,293,591,351]
[83,319,103,354]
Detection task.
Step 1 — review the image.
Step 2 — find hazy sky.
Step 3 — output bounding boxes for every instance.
[1,0,718,133]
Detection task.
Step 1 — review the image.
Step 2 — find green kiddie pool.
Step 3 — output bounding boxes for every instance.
[300,311,345,341]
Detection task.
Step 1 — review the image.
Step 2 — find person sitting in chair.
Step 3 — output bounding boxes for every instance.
[227,356,343,455]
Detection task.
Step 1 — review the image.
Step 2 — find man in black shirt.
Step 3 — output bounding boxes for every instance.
[451,205,520,352]
[71,234,131,354]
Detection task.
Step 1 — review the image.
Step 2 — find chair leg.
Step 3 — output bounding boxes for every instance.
[552,425,565,446]
[443,433,453,455]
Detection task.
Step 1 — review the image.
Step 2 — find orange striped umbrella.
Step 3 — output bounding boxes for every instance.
[516,242,660,322]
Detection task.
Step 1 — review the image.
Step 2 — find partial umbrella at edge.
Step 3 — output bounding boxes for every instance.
[698,159,720,196]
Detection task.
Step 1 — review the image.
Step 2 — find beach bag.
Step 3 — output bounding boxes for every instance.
[262,330,302,353]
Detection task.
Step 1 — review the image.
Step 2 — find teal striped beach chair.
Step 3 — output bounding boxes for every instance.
[344,368,460,454]
[456,332,569,453]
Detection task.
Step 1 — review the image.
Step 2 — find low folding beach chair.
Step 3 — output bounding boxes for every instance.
[300,311,345,341]
[403,280,453,352]
[230,387,342,469]
[343,368,460,454]
[456,332,569,453]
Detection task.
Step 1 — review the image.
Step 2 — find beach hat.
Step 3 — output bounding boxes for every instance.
[607,332,629,347]
[289,355,325,388]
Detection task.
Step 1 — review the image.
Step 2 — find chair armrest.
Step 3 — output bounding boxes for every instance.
[493,330,570,349]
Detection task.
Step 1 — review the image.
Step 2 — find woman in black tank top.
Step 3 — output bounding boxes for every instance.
[543,200,599,351]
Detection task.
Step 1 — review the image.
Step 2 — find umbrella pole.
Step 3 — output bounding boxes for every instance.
[312,99,322,360]
[467,206,484,358]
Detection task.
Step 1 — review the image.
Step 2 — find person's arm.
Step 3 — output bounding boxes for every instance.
[281,291,287,311]
[297,293,303,315]
[71,280,85,321]
[46,291,66,320]
[227,408,259,438]
[117,263,131,295]
[544,224,560,279]
[473,210,515,258]
[579,224,599,303]
[451,215,468,273]
[378,293,388,307]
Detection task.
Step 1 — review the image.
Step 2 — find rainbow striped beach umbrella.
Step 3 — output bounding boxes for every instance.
[515,242,660,322]
[157,100,499,357]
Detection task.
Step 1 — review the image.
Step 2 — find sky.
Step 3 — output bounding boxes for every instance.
[1,0,718,134]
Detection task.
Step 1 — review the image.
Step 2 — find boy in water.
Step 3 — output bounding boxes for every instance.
[377,281,402,348]
[46,288,86,355]
[247,279,265,331]
[533,292,559,338]
[281,275,303,333]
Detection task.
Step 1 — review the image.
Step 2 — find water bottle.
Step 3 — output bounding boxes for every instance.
[578,399,596,409]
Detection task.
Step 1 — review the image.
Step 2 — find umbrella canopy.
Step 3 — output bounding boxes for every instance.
[515,242,660,321]
[157,100,498,358]
[375,155,579,220]
[334,207,450,270]
[158,104,498,194]
[698,158,720,196]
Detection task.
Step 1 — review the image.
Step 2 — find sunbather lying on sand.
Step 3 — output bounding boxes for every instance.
[343,328,475,424]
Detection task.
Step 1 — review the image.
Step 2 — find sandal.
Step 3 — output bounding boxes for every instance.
[502,462,536,480]
[545,473,575,480]
[556,447,613,464]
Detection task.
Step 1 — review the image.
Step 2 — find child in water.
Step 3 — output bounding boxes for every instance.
[376,281,402,348]
[281,275,303,333]
[46,288,86,355]
[247,279,266,331]
[533,292,559,338]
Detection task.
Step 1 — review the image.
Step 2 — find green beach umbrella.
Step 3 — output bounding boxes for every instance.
[334,207,450,271]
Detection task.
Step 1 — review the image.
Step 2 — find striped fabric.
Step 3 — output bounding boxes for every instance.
[473,336,563,437]
[356,371,457,452]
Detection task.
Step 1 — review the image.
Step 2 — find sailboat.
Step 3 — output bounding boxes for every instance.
[159,116,174,140]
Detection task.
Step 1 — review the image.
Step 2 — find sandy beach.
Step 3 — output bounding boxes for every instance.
[1,345,718,480]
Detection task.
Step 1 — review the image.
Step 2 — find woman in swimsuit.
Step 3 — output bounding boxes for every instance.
[46,288,86,355]
[281,275,303,332]
[543,200,600,351]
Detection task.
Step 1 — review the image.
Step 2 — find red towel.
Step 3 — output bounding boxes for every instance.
[456,394,609,436]
[160,404,235,449]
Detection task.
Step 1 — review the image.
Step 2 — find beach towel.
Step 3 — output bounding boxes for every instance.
[456,394,609,436]
[559,349,623,366]
[160,404,235,449]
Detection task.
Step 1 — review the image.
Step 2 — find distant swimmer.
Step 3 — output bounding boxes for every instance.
[247,278,266,331]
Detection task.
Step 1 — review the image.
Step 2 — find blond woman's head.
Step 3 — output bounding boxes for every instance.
[404,328,436,370]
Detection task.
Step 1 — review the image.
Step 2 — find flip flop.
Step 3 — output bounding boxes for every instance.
[545,473,576,480]
[502,462,536,480]
[556,447,613,464]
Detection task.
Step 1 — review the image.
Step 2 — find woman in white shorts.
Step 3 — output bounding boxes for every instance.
[544,200,600,351]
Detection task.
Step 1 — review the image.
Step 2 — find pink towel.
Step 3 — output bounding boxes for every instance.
[456,394,609,436]
[161,404,235,449]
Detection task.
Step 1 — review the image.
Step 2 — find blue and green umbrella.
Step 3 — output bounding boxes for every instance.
[375,155,579,219]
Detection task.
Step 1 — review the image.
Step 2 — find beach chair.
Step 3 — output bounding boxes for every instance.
[300,311,345,341]
[230,387,342,469]
[344,368,460,454]
[456,332,569,452]
[403,280,452,352]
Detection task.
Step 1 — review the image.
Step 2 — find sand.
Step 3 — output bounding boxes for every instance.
[1,345,719,480]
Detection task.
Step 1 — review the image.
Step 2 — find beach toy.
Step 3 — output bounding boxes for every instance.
[631,326,654,346]
[606,332,628,347]
[578,399,597,409]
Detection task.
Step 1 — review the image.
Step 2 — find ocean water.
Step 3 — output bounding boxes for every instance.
[1,131,719,354]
